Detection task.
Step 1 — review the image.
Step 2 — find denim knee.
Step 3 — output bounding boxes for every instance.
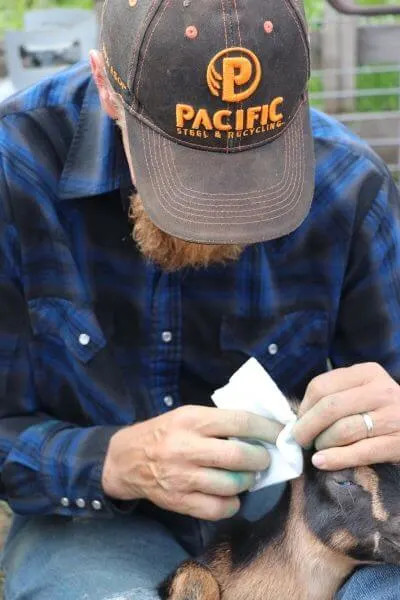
[337,565,400,599]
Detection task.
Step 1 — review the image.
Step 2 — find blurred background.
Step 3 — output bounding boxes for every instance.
[0,0,399,179]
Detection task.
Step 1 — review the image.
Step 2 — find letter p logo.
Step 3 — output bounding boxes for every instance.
[207,47,262,103]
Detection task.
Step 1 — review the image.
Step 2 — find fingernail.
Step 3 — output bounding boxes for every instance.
[312,453,326,468]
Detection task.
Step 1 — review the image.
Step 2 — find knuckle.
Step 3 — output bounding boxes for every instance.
[371,362,385,374]
[341,419,355,439]
[335,419,354,442]
[322,395,340,419]
[173,490,190,506]
[233,411,250,434]
[382,385,400,404]
[207,454,222,468]
[171,492,191,513]
[306,377,325,401]
[225,445,243,468]
[363,362,384,377]
[174,404,196,425]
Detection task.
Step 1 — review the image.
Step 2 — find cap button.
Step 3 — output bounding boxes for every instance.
[185,25,198,39]
[264,20,274,34]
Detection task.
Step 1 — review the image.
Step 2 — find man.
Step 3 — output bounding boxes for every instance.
[0,0,400,598]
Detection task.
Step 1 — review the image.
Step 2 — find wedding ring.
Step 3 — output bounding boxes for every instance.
[361,412,374,438]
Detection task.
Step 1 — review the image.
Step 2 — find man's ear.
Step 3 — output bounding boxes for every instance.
[89,50,120,121]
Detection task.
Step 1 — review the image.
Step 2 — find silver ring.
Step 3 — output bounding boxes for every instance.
[361,412,374,438]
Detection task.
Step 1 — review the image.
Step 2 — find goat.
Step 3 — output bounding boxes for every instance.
[158,456,400,600]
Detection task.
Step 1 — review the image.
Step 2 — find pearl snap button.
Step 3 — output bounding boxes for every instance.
[60,497,70,507]
[91,500,102,511]
[163,395,174,407]
[268,343,278,355]
[161,331,173,343]
[75,498,86,508]
[78,333,91,346]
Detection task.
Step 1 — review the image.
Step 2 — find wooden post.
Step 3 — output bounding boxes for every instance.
[321,4,357,114]
[338,13,356,113]
[321,4,341,113]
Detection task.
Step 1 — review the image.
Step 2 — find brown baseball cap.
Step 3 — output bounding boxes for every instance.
[101,0,315,244]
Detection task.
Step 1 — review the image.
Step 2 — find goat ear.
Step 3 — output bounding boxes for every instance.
[159,561,220,600]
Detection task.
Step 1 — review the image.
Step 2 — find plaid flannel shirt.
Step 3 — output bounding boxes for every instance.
[0,62,400,517]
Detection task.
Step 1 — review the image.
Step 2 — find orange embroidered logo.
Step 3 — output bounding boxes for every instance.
[207,47,262,103]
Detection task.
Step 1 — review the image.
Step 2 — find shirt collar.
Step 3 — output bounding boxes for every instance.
[58,77,132,201]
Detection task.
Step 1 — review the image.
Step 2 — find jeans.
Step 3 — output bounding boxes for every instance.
[2,486,400,599]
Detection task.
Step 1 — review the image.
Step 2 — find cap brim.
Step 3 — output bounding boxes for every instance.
[125,101,315,244]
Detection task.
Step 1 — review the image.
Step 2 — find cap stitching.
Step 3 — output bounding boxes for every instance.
[157,125,299,212]
[284,0,310,74]
[159,136,306,224]
[147,113,303,213]
[220,0,231,152]
[155,118,303,210]
[220,0,229,48]
[164,117,291,196]
[148,121,305,224]
[142,103,300,208]
[232,0,243,152]
[127,0,162,104]
[158,122,303,212]
[135,0,171,106]
[288,0,310,76]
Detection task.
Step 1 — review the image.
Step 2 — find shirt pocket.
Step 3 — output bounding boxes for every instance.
[220,310,329,398]
[28,298,106,364]
[28,298,135,425]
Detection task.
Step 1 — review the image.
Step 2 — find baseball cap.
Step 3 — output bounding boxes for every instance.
[100,0,315,244]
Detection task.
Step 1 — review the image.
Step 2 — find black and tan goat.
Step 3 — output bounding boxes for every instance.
[159,457,400,600]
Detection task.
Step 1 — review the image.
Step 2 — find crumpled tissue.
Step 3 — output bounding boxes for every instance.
[211,357,303,491]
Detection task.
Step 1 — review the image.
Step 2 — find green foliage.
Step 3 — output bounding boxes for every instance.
[304,0,324,22]
[356,71,400,111]
[0,0,93,35]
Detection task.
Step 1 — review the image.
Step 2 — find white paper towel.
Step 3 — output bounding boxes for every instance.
[211,358,303,491]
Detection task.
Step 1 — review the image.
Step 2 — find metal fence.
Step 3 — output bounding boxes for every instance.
[309,7,400,179]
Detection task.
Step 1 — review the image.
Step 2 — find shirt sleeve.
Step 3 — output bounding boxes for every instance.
[0,154,129,518]
[330,167,400,381]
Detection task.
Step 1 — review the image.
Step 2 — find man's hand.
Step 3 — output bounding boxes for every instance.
[292,363,400,470]
[102,405,282,520]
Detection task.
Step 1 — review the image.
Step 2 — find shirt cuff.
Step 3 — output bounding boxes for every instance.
[3,421,138,518]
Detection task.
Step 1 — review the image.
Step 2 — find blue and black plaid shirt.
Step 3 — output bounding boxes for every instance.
[0,63,400,518]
